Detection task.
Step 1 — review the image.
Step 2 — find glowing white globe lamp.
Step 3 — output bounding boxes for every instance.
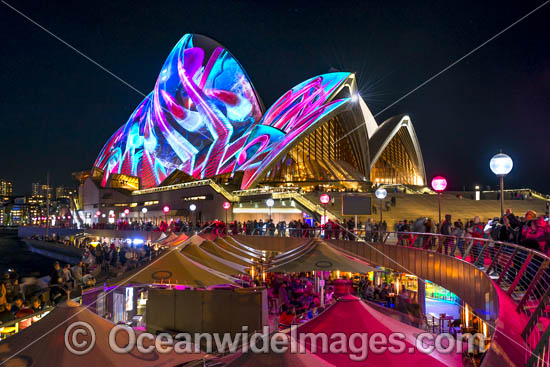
[490,152,513,217]
[490,153,513,177]
[375,188,387,200]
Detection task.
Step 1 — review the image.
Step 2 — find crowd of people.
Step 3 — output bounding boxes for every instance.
[86,219,183,232]
[0,257,96,328]
[263,272,420,329]
[393,208,550,256]
[0,270,49,328]
[82,207,549,258]
[81,241,162,276]
[0,238,166,330]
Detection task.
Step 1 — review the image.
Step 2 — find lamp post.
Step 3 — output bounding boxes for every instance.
[266,199,274,220]
[431,176,448,227]
[319,194,330,223]
[163,205,170,224]
[189,203,197,229]
[490,152,513,217]
[223,201,231,225]
[375,187,387,226]
[141,207,147,223]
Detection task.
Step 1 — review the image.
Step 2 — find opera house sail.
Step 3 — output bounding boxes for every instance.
[92,34,426,192]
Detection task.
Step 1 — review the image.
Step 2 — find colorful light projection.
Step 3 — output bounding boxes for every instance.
[94,34,262,188]
[94,34,352,190]
[233,73,351,189]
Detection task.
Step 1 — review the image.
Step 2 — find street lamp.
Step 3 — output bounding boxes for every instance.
[189,203,197,228]
[266,199,274,220]
[490,152,513,217]
[431,176,448,227]
[141,207,147,222]
[319,194,331,226]
[375,187,387,225]
[163,205,170,224]
[223,202,231,225]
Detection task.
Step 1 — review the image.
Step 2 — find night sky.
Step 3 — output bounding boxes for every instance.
[1,0,549,195]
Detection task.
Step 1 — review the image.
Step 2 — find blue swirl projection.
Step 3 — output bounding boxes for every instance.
[94,34,263,188]
[94,34,351,189]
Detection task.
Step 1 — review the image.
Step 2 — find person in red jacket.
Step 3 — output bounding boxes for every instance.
[15,302,34,329]
[468,216,485,264]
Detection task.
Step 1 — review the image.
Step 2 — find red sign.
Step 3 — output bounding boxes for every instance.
[431,176,448,192]
[320,194,331,205]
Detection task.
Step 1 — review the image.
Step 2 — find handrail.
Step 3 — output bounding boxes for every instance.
[272,191,340,220]
[232,187,301,196]
[480,187,550,201]
[0,307,54,336]
[131,179,238,202]
[207,181,239,202]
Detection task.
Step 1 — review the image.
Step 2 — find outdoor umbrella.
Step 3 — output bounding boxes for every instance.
[214,237,262,260]
[155,232,177,245]
[200,240,254,267]
[0,300,206,366]
[121,248,237,287]
[217,336,335,367]
[268,239,376,273]
[160,233,189,247]
[181,243,248,275]
[223,237,265,256]
[296,295,463,366]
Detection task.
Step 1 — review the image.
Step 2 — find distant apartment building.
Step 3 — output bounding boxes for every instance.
[32,182,51,199]
[0,179,13,196]
[56,186,71,199]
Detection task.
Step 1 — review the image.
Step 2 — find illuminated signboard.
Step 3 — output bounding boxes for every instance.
[181,195,212,201]
[125,287,134,311]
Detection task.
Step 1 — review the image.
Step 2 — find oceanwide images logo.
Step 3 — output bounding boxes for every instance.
[65,322,485,361]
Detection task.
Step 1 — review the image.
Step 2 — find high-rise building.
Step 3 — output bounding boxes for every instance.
[56,186,71,199]
[0,179,13,196]
[32,182,51,199]
[32,182,41,196]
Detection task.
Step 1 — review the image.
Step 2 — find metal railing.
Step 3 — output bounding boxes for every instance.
[131,179,238,202]
[0,307,54,340]
[232,186,301,196]
[272,192,341,220]
[231,227,550,366]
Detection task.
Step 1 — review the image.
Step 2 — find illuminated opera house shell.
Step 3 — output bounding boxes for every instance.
[94,34,426,190]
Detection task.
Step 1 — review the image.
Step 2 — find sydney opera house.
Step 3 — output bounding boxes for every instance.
[76,34,426,225]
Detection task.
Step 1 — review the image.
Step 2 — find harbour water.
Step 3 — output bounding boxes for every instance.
[0,234,56,277]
